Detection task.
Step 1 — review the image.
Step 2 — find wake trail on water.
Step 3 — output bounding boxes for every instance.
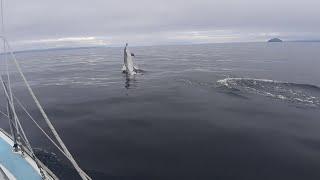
[217,78,320,107]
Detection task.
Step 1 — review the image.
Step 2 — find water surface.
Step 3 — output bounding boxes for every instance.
[1,42,320,179]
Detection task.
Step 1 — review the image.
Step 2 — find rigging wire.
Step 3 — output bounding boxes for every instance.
[2,3,18,138]
[0,1,46,178]
[0,0,91,178]
[3,37,91,180]
[1,0,21,150]
[0,109,8,117]
[0,57,47,179]
[0,0,20,147]
[0,77,31,149]
[13,94,71,159]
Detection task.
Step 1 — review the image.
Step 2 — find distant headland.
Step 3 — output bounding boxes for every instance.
[268,38,283,42]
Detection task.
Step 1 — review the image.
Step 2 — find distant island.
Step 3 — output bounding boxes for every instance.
[268,38,283,42]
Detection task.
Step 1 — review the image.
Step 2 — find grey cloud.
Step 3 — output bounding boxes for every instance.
[3,0,320,49]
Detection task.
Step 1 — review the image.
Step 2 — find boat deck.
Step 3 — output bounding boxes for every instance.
[0,129,43,180]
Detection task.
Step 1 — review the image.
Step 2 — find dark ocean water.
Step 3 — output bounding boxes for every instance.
[1,42,320,179]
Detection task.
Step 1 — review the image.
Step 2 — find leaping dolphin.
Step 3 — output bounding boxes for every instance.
[122,43,139,75]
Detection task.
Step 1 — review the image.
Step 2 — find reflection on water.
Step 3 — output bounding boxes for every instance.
[123,70,145,89]
[123,74,138,89]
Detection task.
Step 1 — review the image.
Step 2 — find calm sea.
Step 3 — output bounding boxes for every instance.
[1,42,320,179]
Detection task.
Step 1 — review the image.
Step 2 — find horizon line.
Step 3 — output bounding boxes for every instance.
[2,40,320,55]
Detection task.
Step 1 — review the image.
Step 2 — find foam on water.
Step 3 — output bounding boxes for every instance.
[217,78,320,106]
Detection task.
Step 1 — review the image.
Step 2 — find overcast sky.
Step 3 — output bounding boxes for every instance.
[2,0,320,50]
